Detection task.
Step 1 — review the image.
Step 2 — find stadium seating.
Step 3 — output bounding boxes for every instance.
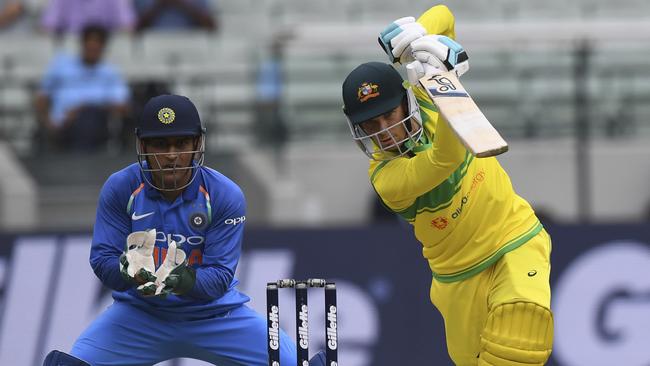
[1,0,650,228]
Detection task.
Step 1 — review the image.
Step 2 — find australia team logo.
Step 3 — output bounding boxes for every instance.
[158,107,176,124]
[189,212,208,229]
[357,82,380,102]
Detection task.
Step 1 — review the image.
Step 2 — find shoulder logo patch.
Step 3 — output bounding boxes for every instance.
[190,212,208,229]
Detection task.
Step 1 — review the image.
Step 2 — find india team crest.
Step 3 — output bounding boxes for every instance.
[357,82,380,102]
[158,107,176,124]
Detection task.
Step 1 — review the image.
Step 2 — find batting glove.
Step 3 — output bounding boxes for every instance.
[405,59,445,86]
[119,229,157,286]
[410,35,470,77]
[154,241,196,296]
[378,16,427,64]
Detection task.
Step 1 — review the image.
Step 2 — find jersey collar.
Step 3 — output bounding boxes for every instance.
[181,167,202,201]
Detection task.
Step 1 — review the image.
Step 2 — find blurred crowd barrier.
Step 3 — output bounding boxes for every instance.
[1,139,650,231]
[0,223,648,365]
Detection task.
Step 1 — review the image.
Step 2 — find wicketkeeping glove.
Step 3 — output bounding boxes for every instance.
[119,229,157,287]
[153,241,196,296]
[378,16,427,64]
[410,35,469,77]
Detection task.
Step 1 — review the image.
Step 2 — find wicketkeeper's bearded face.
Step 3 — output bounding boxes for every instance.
[342,62,423,161]
[140,136,200,190]
[135,95,206,192]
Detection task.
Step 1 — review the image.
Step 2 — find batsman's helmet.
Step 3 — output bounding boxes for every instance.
[342,62,422,160]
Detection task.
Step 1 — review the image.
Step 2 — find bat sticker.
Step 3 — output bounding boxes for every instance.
[425,74,469,97]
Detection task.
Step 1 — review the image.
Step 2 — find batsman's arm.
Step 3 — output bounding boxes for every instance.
[184,187,246,300]
[90,176,133,292]
[416,4,456,39]
[371,98,467,210]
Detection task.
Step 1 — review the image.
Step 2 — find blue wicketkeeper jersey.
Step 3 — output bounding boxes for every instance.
[90,163,250,320]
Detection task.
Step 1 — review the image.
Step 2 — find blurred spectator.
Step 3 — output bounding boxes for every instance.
[254,36,288,172]
[40,0,135,34]
[0,0,44,33]
[134,0,216,32]
[120,80,170,149]
[0,1,24,30]
[35,24,130,152]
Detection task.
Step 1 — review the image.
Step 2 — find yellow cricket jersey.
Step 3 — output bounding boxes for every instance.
[369,5,542,282]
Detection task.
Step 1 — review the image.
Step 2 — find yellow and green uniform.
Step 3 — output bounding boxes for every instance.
[371,4,541,283]
[368,5,553,365]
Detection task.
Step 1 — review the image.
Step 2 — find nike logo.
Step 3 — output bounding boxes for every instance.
[131,211,154,221]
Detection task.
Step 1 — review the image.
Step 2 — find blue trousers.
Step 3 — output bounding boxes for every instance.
[71,301,297,366]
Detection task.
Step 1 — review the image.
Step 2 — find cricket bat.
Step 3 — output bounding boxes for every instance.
[418,70,508,158]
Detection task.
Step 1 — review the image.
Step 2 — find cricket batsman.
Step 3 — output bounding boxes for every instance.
[43,94,309,365]
[341,5,553,365]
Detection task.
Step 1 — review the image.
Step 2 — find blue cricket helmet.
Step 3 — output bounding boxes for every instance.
[135,94,206,191]
[136,94,206,138]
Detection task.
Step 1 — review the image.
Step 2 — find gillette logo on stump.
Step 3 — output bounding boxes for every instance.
[327,305,338,350]
[298,304,309,349]
[268,305,280,350]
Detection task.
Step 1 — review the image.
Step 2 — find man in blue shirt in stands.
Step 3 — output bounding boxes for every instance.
[42,94,330,365]
[36,23,130,152]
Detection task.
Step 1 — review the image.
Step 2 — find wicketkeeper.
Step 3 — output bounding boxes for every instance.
[45,94,306,365]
